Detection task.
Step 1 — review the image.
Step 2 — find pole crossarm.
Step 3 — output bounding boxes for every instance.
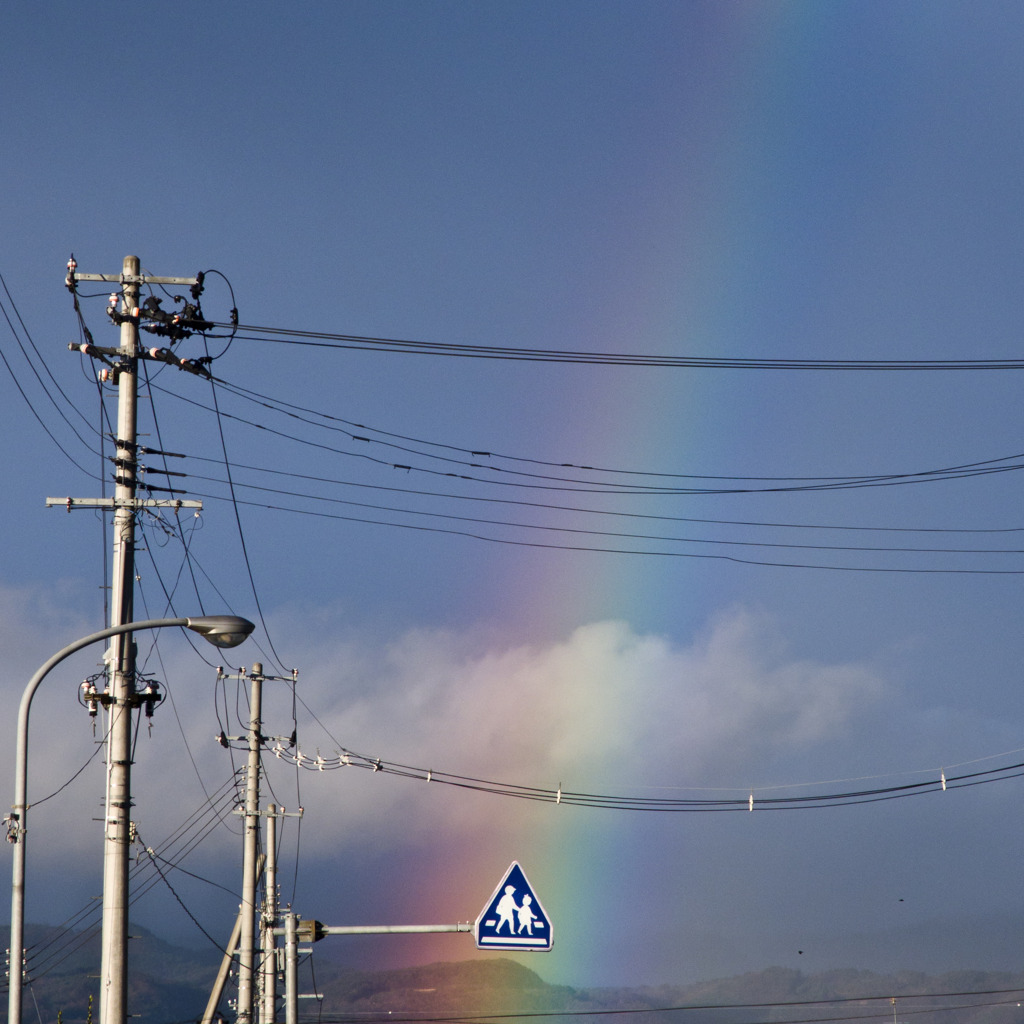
[47,497,203,511]
[71,273,200,287]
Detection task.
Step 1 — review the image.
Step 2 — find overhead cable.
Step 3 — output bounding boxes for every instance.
[210,322,1024,370]
[152,380,1024,497]
[262,738,1024,812]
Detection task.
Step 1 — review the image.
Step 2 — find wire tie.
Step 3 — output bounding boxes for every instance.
[749,791,754,812]
[940,770,946,791]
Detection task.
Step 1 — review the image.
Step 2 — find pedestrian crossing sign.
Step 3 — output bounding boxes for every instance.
[475,861,552,951]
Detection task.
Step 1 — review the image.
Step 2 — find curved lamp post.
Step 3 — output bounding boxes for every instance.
[7,615,255,1024]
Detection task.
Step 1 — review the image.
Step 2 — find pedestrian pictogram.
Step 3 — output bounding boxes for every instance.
[475,862,552,951]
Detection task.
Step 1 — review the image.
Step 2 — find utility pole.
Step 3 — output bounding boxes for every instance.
[283,913,299,1024]
[260,805,278,1024]
[213,664,299,1024]
[99,253,141,1024]
[258,804,302,1024]
[56,256,208,1024]
[237,662,264,1024]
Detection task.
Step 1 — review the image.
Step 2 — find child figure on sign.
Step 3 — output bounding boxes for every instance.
[517,894,538,935]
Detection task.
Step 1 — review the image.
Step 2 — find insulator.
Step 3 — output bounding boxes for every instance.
[141,682,160,718]
[81,681,99,718]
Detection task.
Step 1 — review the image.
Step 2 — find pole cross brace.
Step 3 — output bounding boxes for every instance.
[47,497,203,511]
[72,273,201,287]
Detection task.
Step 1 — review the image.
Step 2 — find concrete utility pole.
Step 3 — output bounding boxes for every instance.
[98,253,141,1024]
[260,805,278,1024]
[209,664,300,1024]
[54,256,213,1024]
[237,663,264,1024]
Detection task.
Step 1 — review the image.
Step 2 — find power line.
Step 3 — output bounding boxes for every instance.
[174,490,1024,574]
[182,455,1024,536]
[205,375,289,674]
[306,988,1024,1024]
[164,377,1024,496]
[177,468,1024,558]
[272,699,1024,811]
[210,322,1024,371]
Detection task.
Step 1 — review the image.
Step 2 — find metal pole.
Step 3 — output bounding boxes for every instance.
[99,255,140,1024]
[260,806,278,1024]
[317,923,472,935]
[237,663,264,1024]
[284,914,297,1024]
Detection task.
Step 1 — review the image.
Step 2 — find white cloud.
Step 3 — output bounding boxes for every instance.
[5,588,1015,974]
[286,605,888,844]
[0,596,891,860]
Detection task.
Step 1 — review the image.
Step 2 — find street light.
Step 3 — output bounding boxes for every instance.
[7,615,255,1024]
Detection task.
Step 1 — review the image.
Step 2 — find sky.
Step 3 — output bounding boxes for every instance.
[3,0,1024,999]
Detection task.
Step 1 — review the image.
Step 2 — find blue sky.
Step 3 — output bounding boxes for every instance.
[3,0,1024,995]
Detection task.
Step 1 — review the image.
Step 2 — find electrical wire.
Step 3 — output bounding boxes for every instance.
[207,321,1024,371]
[60,290,1024,584]
[182,453,1024,539]
[2,271,102,441]
[178,469,1024,558]
[172,488,1024,574]
[153,378,1024,497]
[138,836,234,957]
[200,269,238,360]
[212,375,1024,490]
[304,993,1024,1024]
[139,360,208,616]
[264,692,1024,812]
[23,773,242,979]
[205,375,288,673]
[303,990,1024,1024]
[126,378,1024,571]
[28,735,107,808]
[0,285,101,477]
[133,573,235,820]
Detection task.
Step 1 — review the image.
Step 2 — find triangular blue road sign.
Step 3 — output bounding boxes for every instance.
[475,861,552,951]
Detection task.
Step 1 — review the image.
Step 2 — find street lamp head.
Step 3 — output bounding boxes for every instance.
[185,615,256,648]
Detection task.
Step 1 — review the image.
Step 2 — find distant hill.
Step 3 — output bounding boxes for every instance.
[5,924,1024,1024]
[4,923,221,1024]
